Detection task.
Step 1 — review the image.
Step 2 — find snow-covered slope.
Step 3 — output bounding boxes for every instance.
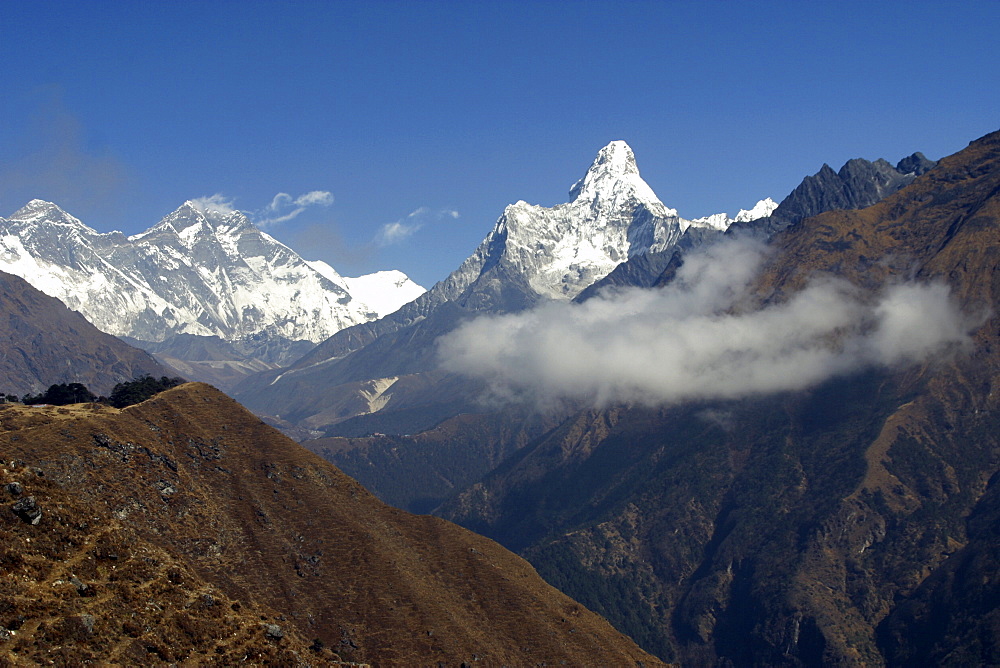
[341,270,425,318]
[0,199,421,348]
[305,260,425,318]
[687,197,778,231]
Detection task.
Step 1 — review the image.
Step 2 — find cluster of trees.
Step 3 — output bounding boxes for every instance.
[106,375,185,408]
[9,375,185,408]
[21,382,96,405]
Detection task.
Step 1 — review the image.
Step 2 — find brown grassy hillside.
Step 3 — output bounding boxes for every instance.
[0,385,659,666]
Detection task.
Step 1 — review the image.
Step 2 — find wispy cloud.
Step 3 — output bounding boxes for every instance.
[375,206,459,246]
[438,237,975,408]
[377,220,422,245]
[188,193,237,214]
[257,190,334,226]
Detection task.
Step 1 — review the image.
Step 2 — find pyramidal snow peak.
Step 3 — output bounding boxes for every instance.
[457,140,767,300]
[567,140,668,209]
[0,199,425,352]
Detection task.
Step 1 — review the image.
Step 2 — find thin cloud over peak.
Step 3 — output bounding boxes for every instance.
[377,220,422,246]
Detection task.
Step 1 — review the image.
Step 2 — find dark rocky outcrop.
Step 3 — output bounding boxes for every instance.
[11,495,41,525]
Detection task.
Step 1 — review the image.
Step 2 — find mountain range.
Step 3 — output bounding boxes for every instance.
[0,199,423,381]
[3,127,995,666]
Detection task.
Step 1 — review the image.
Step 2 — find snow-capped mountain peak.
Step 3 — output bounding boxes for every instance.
[568,140,666,209]
[733,197,778,223]
[9,199,96,232]
[342,270,426,318]
[432,141,688,302]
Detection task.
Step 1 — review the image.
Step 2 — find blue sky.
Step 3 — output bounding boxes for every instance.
[2,0,998,287]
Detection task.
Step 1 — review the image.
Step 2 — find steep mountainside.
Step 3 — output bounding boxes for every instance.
[0,270,170,396]
[0,200,423,367]
[437,130,1000,664]
[236,141,767,434]
[0,436,321,665]
[304,405,569,513]
[0,384,659,666]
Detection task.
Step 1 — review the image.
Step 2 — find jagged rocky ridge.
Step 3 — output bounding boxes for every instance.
[742,151,938,234]
[0,200,423,367]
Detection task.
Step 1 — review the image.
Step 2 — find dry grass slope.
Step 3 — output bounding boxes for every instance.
[0,386,659,666]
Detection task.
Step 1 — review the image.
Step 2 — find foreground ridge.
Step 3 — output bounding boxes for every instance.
[0,383,660,665]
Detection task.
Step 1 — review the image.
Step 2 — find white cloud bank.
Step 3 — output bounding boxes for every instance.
[437,237,974,408]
